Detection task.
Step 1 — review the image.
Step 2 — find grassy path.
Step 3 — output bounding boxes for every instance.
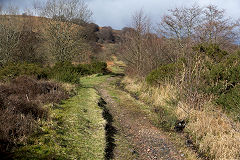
[81,75,139,160]
[79,59,184,159]
[15,85,106,160]
[14,61,185,159]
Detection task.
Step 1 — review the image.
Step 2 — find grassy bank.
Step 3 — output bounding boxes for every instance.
[14,83,106,159]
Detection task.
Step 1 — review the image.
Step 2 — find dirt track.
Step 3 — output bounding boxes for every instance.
[96,76,183,160]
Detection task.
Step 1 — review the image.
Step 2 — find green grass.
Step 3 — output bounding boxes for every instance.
[110,65,124,74]
[14,86,106,160]
[80,74,110,87]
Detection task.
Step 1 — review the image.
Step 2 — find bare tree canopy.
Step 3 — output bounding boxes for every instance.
[1,3,19,15]
[40,0,92,23]
[197,5,239,45]
[131,9,152,35]
[159,4,239,47]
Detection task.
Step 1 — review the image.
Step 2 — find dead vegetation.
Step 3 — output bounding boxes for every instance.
[0,76,69,153]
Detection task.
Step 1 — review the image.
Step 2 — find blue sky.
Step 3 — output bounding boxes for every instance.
[1,0,240,29]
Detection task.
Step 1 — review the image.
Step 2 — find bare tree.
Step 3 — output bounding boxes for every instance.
[159,4,239,48]
[44,22,89,62]
[22,8,34,16]
[41,0,93,62]
[32,0,44,16]
[120,10,174,76]
[159,4,202,48]
[0,22,21,65]
[120,10,150,75]
[40,0,92,23]
[3,3,19,15]
[196,5,239,46]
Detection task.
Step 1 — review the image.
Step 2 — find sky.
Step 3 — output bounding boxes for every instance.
[0,0,240,29]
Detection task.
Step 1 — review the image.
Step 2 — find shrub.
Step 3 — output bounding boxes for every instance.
[154,105,178,131]
[0,76,69,153]
[50,62,80,84]
[146,62,182,85]
[87,61,108,74]
[75,64,93,75]
[0,108,36,144]
[0,61,108,84]
[6,95,48,119]
[216,85,240,111]
[0,63,49,81]
[194,43,228,62]
[201,51,240,111]
[50,61,108,83]
[75,61,107,75]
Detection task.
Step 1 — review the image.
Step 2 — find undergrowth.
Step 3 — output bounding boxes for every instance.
[0,76,69,156]
[0,61,108,84]
[0,61,108,158]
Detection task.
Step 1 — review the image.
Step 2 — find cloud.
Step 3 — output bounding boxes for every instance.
[1,0,240,29]
[87,0,240,29]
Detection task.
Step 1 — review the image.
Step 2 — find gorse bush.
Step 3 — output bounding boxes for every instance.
[0,61,108,83]
[75,61,107,76]
[194,43,228,62]
[216,85,240,112]
[0,63,50,80]
[50,61,80,84]
[201,51,240,111]
[146,62,182,85]
[50,61,108,83]
[84,61,108,74]
[146,43,240,113]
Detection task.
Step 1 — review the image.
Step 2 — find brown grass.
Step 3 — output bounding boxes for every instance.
[122,76,240,160]
[0,15,83,33]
